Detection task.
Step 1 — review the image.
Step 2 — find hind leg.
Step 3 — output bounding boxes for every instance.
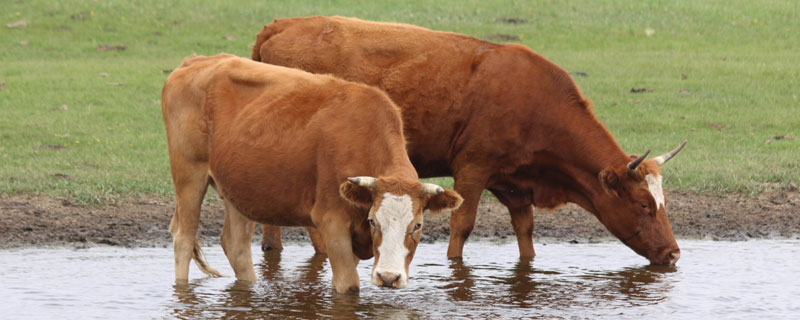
[261,225,326,254]
[260,224,283,251]
[489,189,535,258]
[509,205,535,258]
[170,161,209,280]
[221,200,257,281]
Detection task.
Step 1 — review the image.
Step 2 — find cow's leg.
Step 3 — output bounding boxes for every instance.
[508,205,535,258]
[307,227,327,254]
[489,189,536,259]
[170,161,211,280]
[447,171,489,259]
[318,216,360,294]
[221,200,257,281]
[261,225,325,254]
[260,224,283,251]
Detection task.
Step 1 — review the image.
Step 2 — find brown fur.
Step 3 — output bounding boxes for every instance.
[162,54,461,293]
[252,16,681,265]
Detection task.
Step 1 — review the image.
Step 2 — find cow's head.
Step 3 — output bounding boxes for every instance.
[596,141,686,266]
[339,176,462,289]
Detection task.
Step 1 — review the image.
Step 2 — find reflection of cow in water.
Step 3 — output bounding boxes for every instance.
[161,54,462,294]
[253,16,685,265]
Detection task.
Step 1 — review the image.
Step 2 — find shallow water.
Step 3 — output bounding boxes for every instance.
[1,240,798,319]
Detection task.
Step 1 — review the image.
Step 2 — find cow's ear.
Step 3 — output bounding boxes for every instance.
[340,181,373,209]
[424,189,463,214]
[598,168,620,198]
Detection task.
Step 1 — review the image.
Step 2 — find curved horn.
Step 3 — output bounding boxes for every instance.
[421,183,444,195]
[653,140,688,166]
[347,176,377,188]
[627,149,651,173]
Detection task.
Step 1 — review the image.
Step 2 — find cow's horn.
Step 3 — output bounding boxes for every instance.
[654,140,688,166]
[421,183,444,195]
[627,149,651,173]
[347,176,377,188]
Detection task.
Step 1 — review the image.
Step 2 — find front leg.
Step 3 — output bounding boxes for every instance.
[447,171,489,259]
[307,226,327,255]
[318,216,360,294]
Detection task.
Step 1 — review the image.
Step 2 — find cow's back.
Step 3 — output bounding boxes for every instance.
[254,17,511,174]
[253,16,586,177]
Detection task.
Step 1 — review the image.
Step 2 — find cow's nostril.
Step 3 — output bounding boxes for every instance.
[668,250,681,265]
[378,272,401,287]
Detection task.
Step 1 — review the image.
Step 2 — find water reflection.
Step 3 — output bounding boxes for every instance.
[172,281,219,319]
[257,250,283,282]
[221,281,256,315]
[170,250,677,318]
[504,258,540,308]
[294,253,328,285]
[169,252,419,319]
[595,265,677,305]
[439,256,676,312]
[441,258,476,301]
[3,241,799,319]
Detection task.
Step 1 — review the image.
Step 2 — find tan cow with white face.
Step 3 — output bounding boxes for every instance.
[161,54,462,294]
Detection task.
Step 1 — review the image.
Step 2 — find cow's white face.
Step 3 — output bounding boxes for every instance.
[369,193,421,288]
[645,174,665,211]
[338,176,463,289]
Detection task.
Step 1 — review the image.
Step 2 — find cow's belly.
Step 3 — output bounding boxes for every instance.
[213,176,316,227]
[209,151,317,227]
[408,155,452,178]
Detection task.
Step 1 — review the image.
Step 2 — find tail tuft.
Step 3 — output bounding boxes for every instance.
[192,241,224,277]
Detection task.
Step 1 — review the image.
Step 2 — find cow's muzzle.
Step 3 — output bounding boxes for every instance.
[650,248,681,266]
[372,271,407,288]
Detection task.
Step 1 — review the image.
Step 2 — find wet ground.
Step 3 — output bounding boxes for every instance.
[1,190,799,249]
[1,241,798,319]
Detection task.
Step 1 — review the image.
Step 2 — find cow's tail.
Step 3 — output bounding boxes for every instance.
[192,240,224,277]
[251,20,283,62]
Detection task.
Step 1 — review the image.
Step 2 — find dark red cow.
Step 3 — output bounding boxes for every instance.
[252,16,686,265]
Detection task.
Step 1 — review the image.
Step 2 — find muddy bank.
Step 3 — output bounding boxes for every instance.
[1,190,798,249]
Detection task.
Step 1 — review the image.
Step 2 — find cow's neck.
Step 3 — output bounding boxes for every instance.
[552,111,629,174]
[539,110,630,212]
[366,129,420,181]
[383,148,419,181]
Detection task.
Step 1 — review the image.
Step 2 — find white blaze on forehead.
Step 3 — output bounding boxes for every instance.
[372,193,414,285]
[645,174,666,210]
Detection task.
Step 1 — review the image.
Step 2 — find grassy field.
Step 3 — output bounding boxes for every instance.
[1,0,797,204]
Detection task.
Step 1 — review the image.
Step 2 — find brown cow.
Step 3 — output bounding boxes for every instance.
[161,54,462,294]
[252,16,686,265]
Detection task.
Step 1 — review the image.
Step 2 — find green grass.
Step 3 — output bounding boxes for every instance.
[1,0,798,204]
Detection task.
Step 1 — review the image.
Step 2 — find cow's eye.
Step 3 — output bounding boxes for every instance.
[640,204,648,209]
[368,218,376,228]
[412,222,422,232]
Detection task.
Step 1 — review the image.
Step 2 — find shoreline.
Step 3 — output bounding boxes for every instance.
[2,190,798,250]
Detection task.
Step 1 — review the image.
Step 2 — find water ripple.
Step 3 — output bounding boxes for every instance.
[1,241,799,319]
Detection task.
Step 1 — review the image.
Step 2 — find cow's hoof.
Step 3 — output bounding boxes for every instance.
[261,242,283,251]
[334,285,360,295]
